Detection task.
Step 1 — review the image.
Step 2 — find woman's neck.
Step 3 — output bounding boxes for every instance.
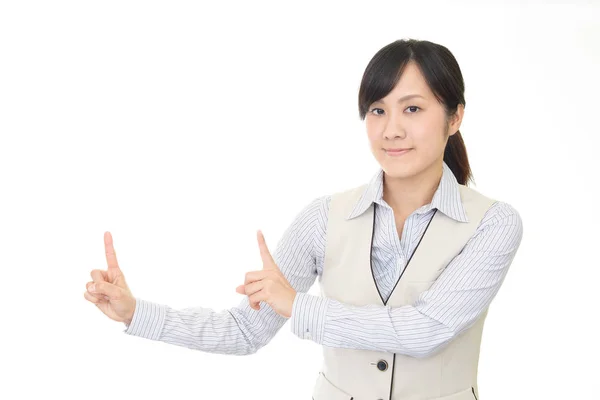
[382,160,443,218]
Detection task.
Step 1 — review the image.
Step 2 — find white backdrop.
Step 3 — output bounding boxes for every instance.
[1,1,598,399]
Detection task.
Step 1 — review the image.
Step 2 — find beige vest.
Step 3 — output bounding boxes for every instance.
[312,183,496,400]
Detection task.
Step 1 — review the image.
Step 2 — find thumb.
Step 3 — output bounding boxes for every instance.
[90,281,123,300]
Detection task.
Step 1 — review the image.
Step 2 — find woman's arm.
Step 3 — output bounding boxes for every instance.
[289,201,524,358]
[123,196,327,356]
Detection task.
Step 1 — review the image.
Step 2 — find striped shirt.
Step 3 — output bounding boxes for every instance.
[123,161,523,358]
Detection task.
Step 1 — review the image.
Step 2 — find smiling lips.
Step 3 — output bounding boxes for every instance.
[384,148,412,156]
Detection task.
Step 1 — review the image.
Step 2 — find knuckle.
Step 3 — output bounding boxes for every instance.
[85,292,98,303]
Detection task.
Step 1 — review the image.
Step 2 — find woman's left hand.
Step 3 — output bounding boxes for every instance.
[235,230,296,319]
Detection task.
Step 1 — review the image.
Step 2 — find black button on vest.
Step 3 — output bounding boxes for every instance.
[376,360,388,371]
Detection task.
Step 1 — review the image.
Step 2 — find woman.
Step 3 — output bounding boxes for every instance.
[84,38,523,400]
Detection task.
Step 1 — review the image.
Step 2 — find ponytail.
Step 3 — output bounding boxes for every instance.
[443,129,473,186]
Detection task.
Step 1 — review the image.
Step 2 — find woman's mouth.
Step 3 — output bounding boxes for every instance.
[384,148,412,156]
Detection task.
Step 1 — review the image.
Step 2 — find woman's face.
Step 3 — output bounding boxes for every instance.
[365,61,463,180]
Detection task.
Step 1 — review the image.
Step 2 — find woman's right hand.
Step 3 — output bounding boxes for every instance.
[84,231,136,325]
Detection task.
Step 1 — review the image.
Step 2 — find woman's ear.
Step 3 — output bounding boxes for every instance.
[448,104,465,136]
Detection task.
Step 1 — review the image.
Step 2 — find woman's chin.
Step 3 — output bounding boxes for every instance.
[381,164,415,179]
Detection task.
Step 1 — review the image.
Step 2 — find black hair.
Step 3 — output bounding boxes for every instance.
[358,39,474,186]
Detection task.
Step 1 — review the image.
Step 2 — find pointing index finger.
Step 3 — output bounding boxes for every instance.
[257,230,275,268]
[104,231,120,271]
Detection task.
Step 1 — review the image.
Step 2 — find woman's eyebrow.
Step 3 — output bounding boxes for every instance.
[373,94,425,104]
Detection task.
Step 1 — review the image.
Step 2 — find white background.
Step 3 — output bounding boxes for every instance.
[1,1,598,399]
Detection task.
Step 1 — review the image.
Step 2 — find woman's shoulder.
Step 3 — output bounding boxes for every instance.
[305,183,366,216]
[482,197,523,226]
[460,185,523,227]
[301,181,375,224]
[291,194,332,227]
[487,200,522,220]
[476,200,524,250]
[304,193,332,220]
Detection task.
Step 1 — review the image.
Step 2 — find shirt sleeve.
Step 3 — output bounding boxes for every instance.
[289,201,524,358]
[122,196,325,356]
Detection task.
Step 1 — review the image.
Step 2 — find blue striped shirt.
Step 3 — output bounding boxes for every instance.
[124,161,523,358]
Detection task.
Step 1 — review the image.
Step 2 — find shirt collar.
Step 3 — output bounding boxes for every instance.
[345,161,469,222]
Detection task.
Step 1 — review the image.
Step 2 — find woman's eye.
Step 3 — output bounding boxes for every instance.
[369,106,420,115]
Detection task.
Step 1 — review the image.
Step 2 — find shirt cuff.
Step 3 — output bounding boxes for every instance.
[122,297,167,341]
[290,292,329,344]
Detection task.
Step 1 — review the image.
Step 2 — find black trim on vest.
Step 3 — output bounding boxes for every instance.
[471,387,478,400]
[369,206,439,307]
[368,205,439,400]
[370,204,385,304]
[388,353,396,400]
